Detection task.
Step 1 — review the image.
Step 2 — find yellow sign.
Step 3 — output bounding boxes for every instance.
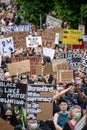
[63,29,82,45]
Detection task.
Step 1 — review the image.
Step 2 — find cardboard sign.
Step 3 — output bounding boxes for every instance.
[44,63,54,75]
[0,117,14,130]
[12,57,42,75]
[59,70,73,83]
[37,28,63,48]
[7,60,30,76]
[5,31,28,48]
[63,29,82,45]
[27,84,53,120]
[26,36,42,47]
[0,37,14,57]
[75,114,87,130]
[52,59,67,72]
[0,80,27,105]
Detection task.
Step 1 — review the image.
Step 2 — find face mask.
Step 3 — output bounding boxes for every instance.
[75,80,81,85]
[73,112,81,120]
[6,115,12,120]
[68,91,74,96]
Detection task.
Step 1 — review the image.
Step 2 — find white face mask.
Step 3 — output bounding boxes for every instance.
[75,80,81,85]
[30,122,39,129]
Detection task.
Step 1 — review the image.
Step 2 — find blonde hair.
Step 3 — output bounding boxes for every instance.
[69,105,81,118]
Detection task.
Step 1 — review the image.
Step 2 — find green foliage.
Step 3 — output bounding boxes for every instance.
[15,0,54,27]
[15,0,87,31]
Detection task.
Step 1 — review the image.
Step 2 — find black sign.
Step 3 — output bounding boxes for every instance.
[0,81,27,105]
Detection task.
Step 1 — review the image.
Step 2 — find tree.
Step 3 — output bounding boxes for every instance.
[15,0,54,28]
[53,0,87,30]
[15,0,87,32]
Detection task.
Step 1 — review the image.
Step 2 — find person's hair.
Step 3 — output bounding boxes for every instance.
[69,105,81,118]
[65,83,73,89]
[59,98,68,105]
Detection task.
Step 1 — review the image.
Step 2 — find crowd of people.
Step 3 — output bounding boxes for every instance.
[0,1,87,130]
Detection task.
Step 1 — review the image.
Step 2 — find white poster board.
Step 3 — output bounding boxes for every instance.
[43,47,55,61]
[55,33,59,44]
[0,37,14,57]
[26,36,42,47]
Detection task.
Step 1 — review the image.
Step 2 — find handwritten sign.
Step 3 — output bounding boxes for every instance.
[5,31,28,48]
[11,57,42,75]
[0,37,14,57]
[0,80,27,105]
[7,60,30,76]
[59,70,73,83]
[52,59,67,72]
[43,47,55,61]
[27,85,53,120]
[46,15,62,28]
[26,36,42,47]
[37,28,63,48]
[63,29,82,45]
[5,24,32,35]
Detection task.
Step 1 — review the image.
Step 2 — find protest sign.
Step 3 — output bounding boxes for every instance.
[81,52,87,72]
[63,29,82,45]
[5,24,32,35]
[44,62,54,75]
[57,50,81,69]
[83,35,87,42]
[0,80,27,105]
[55,33,60,44]
[46,15,62,28]
[43,47,55,61]
[0,53,2,67]
[27,84,53,120]
[37,28,63,48]
[26,36,42,47]
[78,24,85,35]
[5,31,28,48]
[0,37,14,57]
[59,70,73,83]
[11,56,42,75]
[29,57,42,75]
[7,60,30,76]
[0,117,14,130]
[75,114,87,130]
[72,41,84,50]
[52,59,67,72]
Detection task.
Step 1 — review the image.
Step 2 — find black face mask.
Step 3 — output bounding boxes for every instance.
[5,115,12,120]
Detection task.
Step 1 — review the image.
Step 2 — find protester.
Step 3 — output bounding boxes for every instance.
[63,105,82,130]
[53,99,69,130]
